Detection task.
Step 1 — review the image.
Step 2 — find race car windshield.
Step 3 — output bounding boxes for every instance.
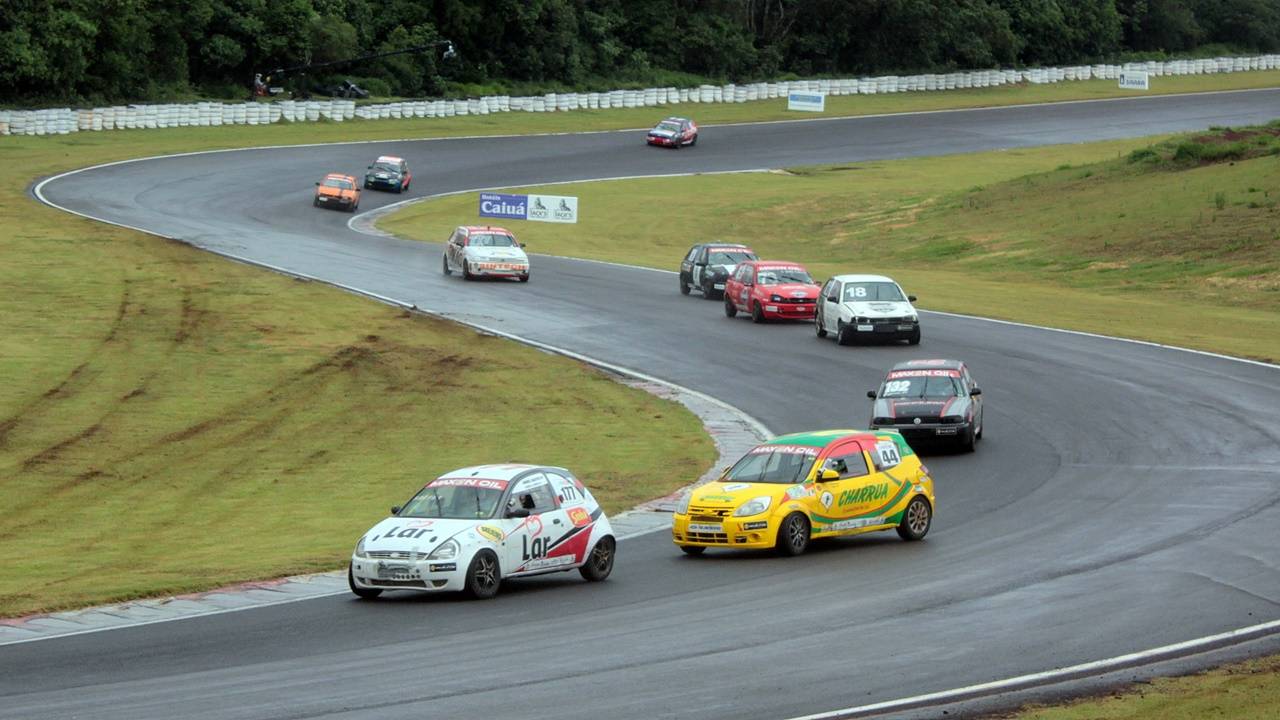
[843,282,905,302]
[707,250,754,265]
[756,268,813,285]
[322,178,353,189]
[400,485,503,519]
[372,163,399,173]
[469,234,518,247]
[655,122,682,132]
[880,375,963,398]
[725,450,818,484]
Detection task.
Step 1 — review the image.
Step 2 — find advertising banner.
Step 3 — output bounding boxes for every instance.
[478,192,578,223]
[478,192,527,220]
[1119,71,1150,90]
[787,92,826,112]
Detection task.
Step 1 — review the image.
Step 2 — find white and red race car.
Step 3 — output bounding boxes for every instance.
[647,117,698,148]
[349,464,616,599]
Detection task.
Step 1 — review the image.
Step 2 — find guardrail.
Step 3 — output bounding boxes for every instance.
[2,55,1276,137]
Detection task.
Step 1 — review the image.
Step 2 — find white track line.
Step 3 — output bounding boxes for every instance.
[28,101,1280,713]
[783,619,1280,720]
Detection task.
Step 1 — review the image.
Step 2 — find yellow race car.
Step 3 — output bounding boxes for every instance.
[672,429,935,556]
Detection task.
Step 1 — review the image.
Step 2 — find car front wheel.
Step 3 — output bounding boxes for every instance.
[462,260,475,281]
[680,277,691,295]
[348,563,382,599]
[815,314,827,338]
[442,255,451,276]
[579,536,615,581]
[724,298,737,318]
[464,550,501,599]
[751,302,765,324]
[836,322,854,346]
[896,497,932,541]
[908,328,921,345]
[776,513,811,556]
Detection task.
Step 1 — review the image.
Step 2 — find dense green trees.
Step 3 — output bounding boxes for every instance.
[2,0,1278,104]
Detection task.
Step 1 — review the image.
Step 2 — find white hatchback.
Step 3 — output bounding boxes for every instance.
[814,274,921,346]
[349,464,615,599]
[442,225,530,282]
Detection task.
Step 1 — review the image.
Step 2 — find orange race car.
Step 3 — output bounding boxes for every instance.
[314,173,361,212]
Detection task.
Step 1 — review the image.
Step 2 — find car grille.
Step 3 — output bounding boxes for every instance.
[368,550,419,560]
[367,579,427,588]
[686,531,729,543]
[688,506,732,519]
[779,297,813,304]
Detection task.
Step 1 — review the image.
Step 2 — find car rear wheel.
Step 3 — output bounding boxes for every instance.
[579,536,615,581]
[815,314,827,338]
[724,298,737,318]
[680,545,706,556]
[464,550,501,599]
[679,277,691,295]
[348,563,382,599]
[776,513,811,556]
[751,302,765,324]
[442,255,452,276]
[896,497,932,541]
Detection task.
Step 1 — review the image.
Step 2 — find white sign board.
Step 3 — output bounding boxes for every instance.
[526,194,578,224]
[787,92,826,112]
[1119,71,1149,90]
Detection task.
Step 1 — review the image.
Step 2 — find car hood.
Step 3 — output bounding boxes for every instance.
[763,283,819,299]
[874,397,969,420]
[688,480,809,509]
[361,517,497,553]
[317,186,353,197]
[842,300,915,317]
[465,247,528,261]
[649,128,676,137]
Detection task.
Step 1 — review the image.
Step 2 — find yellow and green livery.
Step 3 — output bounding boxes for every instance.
[671,429,935,556]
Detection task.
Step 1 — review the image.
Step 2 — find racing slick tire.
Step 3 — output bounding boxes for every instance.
[579,536,616,582]
[776,512,811,556]
[680,545,706,556]
[442,255,452,276]
[751,302,765,324]
[896,497,932,542]
[815,315,827,338]
[724,298,738,318]
[908,328,921,345]
[836,322,854,347]
[464,550,502,599]
[462,260,475,281]
[680,277,691,295]
[348,563,382,600]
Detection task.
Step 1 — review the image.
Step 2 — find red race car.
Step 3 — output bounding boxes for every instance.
[647,117,698,148]
[723,261,820,323]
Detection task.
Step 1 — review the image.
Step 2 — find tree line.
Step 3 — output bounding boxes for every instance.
[2,0,1278,104]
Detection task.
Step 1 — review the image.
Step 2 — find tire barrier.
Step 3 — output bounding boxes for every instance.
[3,55,1277,136]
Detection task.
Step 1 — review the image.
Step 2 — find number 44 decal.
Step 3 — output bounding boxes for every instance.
[875,441,901,469]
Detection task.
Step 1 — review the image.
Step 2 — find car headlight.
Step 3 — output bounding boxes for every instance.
[427,538,459,560]
[942,415,964,424]
[909,316,919,323]
[675,494,691,515]
[733,496,772,517]
[770,294,783,302]
[354,537,368,559]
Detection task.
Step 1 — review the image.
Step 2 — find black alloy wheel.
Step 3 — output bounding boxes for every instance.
[465,550,501,599]
[579,536,616,581]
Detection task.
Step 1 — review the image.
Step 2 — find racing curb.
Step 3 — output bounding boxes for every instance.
[0,356,767,648]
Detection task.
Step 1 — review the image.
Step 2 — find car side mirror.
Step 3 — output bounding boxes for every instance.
[520,243,526,248]
[506,508,531,519]
[367,165,372,169]
[818,468,840,482]
[314,181,320,186]
[827,294,839,303]
[390,505,401,515]
[970,387,982,396]
[908,295,917,302]
[867,390,877,399]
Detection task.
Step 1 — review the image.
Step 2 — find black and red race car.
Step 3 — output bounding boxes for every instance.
[647,117,698,148]
[867,359,984,452]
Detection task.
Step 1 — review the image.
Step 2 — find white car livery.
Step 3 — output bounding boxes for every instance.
[814,274,921,346]
[442,225,530,282]
[349,464,615,599]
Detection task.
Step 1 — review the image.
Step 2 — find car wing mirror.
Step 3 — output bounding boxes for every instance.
[367,165,373,169]
[506,508,531,518]
[314,181,320,186]
[867,390,877,399]
[390,505,401,515]
[908,295,917,302]
[970,387,982,396]
[818,468,840,482]
[520,243,527,248]
[827,294,839,303]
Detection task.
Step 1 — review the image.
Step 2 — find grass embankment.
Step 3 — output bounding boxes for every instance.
[381,126,1280,363]
[996,654,1280,720]
[0,137,715,620]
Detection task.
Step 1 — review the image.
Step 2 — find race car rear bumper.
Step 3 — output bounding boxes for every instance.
[350,556,466,592]
[671,514,777,549]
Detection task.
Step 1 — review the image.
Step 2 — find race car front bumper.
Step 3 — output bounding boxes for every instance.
[470,261,529,277]
[365,177,401,190]
[671,514,777,550]
[350,556,466,592]
[850,319,918,339]
[872,420,971,441]
[647,135,678,146]
[762,302,816,320]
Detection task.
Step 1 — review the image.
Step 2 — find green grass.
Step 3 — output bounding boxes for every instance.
[380,127,1280,363]
[997,654,1280,720]
[0,126,716,620]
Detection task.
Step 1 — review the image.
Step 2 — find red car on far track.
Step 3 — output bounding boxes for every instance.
[723,261,821,323]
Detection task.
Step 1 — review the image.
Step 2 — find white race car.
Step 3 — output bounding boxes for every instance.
[348,464,616,599]
[442,225,530,282]
[814,273,921,346]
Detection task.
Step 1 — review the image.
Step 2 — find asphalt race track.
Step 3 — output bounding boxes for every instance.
[10,90,1280,719]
